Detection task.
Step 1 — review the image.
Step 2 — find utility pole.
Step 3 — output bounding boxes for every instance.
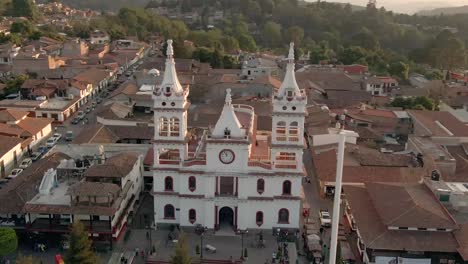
[329,131,346,264]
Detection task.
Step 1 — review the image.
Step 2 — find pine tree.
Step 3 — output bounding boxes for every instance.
[170,233,192,264]
[0,227,17,257]
[65,221,99,264]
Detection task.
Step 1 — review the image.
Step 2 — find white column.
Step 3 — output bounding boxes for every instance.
[329,131,346,264]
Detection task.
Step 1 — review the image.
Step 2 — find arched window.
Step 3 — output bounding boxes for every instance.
[257,179,265,194]
[159,117,169,136]
[188,176,196,192]
[224,127,231,138]
[282,180,291,195]
[289,121,299,141]
[256,211,264,226]
[278,208,289,223]
[276,121,286,141]
[164,176,173,191]
[164,204,175,219]
[189,209,196,224]
[169,117,180,137]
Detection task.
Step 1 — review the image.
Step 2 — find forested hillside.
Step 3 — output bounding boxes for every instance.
[417,5,468,16]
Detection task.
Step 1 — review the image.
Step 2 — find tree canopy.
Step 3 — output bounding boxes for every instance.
[0,227,18,257]
[65,221,99,264]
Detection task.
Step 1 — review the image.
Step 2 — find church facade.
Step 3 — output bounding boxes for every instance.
[152,40,307,230]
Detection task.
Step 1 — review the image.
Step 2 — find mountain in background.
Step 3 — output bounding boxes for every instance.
[312,0,466,14]
[416,5,468,15]
[38,0,148,11]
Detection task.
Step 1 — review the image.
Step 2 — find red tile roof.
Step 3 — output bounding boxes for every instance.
[344,184,459,252]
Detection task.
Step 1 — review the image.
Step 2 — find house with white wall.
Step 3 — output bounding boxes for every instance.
[23,152,143,248]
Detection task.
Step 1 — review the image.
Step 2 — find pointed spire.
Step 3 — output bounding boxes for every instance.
[160,39,184,94]
[166,39,174,58]
[277,42,301,97]
[288,42,295,62]
[225,88,232,105]
[212,89,243,138]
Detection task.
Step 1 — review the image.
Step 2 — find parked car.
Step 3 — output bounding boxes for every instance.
[85,106,91,113]
[65,131,73,141]
[7,168,23,179]
[91,102,97,108]
[30,151,43,161]
[52,133,62,141]
[46,137,59,148]
[319,209,331,227]
[19,158,32,169]
[96,97,102,104]
[71,117,80,125]
[37,145,48,154]
[77,111,85,120]
[0,179,9,189]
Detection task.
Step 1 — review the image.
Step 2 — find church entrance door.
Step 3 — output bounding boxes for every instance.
[218,206,234,230]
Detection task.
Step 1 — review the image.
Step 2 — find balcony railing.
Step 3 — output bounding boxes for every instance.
[159,159,180,165]
[275,163,297,169]
[183,160,206,167]
[248,161,272,170]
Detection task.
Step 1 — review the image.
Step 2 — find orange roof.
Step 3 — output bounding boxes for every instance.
[0,109,28,122]
[15,117,53,136]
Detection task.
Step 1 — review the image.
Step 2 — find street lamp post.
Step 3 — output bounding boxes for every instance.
[198,226,208,259]
[237,229,248,260]
[329,128,347,264]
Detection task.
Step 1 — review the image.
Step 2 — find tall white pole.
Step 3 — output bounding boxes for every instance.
[329,131,346,264]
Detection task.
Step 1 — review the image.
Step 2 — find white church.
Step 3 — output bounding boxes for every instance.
[152,40,307,231]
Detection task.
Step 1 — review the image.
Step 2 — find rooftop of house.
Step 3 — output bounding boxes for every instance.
[21,79,69,90]
[13,117,53,136]
[312,144,423,184]
[72,68,110,85]
[0,152,70,214]
[39,96,80,111]
[84,152,140,178]
[0,99,45,109]
[408,110,468,137]
[0,134,23,157]
[73,124,153,144]
[344,182,460,253]
[0,109,29,123]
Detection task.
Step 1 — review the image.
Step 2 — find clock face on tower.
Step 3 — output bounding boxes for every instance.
[219,149,235,164]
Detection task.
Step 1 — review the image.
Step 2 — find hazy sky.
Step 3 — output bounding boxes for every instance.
[313,0,468,13]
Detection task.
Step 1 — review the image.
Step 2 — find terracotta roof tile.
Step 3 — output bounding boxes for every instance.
[0,109,28,122]
[409,110,468,137]
[344,184,459,252]
[84,152,139,178]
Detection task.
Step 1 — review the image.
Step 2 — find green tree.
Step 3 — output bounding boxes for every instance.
[284,26,304,47]
[65,221,99,264]
[338,46,368,65]
[237,33,257,52]
[0,227,18,257]
[11,0,37,19]
[389,61,409,80]
[220,36,240,53]
[170,233,192,264]
[262,21,283,47]
[210,49,224,68]
[10,20,33,35]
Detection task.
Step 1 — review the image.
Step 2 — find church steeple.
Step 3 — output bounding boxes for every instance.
[160,39,184,96]
[277,43,301,99]
[212,89,244,139]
